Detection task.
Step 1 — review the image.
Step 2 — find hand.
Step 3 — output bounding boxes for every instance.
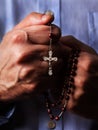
[0,12,61,101]
[60,36,98,119]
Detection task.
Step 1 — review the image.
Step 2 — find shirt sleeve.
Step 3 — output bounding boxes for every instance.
[0,103,15,126]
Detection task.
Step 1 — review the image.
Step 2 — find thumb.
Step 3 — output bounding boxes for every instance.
[14,11,54,29]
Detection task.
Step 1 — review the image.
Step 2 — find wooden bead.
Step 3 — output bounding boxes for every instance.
[65,95,70,100]
[47,109,51,114]
[67,89,71,94]
[55,116,60,121]
[49,33,53,39]
[62,107,66,111]
[51,103,55,107]
[49,114,54,120]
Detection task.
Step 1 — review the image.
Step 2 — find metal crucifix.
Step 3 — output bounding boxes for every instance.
[43,50,58,76]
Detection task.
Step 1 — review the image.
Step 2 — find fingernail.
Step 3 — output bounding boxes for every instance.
[44,10,54,16]
[42,10,54,22]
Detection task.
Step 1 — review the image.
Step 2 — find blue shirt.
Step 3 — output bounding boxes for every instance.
[0,0,98,130]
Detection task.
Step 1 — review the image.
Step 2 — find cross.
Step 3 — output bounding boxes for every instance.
[43,50,58,76]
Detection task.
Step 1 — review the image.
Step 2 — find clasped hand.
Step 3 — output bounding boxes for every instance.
[0,12,98,120]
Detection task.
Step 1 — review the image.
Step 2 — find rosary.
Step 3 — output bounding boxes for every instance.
[43,11,80,129]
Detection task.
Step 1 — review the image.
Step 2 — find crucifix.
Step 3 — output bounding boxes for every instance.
[43,50,58,76]
[43,25,58,76]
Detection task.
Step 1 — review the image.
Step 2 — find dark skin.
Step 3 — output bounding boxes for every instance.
[0,12,98,120]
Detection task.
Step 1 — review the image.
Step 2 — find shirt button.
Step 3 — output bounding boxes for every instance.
[48,120,56,129]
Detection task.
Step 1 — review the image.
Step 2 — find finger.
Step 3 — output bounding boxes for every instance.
[16,44,48,64]
[14,12,54,30]
[60,35,96,54]
[18,61,48,81]
[24,24,61,45]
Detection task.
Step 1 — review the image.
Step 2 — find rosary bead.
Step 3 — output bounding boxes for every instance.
[57,101,62,105]
[70,70,76,76]
[55,116,60,121]
[73,59,78,64]
[65,95,70,100]
[46,103,49,108]
[69,77,74,82]
[49,33,53,39]
[62,107,66,111]
[51,103,55,107]
[67,89,71,94]
[60,95,64,100]
[47,109,51,114]
[72,64,77,70]
[49,114,54,120]
[68,82,73,87]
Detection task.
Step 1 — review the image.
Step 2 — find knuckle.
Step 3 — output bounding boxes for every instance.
[79,52,91,71]
[21,83,36,94]
[25,84,36,93]
[19,67,34,80]
[69,35,75,40]
[27,13,33,21]
[74,76,85,88]
[10,30,27,44]
[28,12,35,18]
[67,99,75,111]
[74,89,84,100]
[27,12,37,24]
[13,47,25,61]
[66,35,75,41]
[13,47,29,64]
